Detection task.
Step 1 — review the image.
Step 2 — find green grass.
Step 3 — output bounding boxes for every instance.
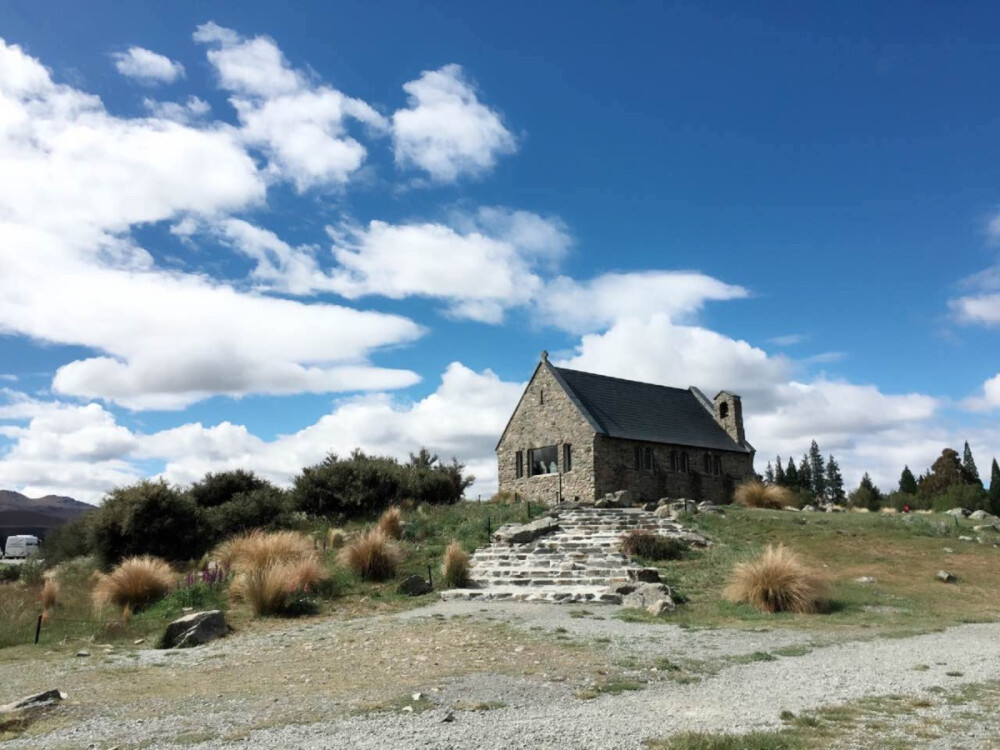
[576,677,646,699]
[646,731,806,749]
[643,506,1000,633]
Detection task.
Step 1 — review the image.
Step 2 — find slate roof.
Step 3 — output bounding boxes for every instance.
[548,365,751,454]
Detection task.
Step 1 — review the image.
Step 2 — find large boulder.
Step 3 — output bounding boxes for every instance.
[945,507,971,518]
[159,610,228,649]
[969,510,996,521]
[0,689,66,713]
[398,574,433,596]
[615,582,675,613]
[494,517,559,544]
[653,505,675,519]
[612,490,634,507]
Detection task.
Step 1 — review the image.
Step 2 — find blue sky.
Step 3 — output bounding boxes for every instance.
[2,1,1000,502]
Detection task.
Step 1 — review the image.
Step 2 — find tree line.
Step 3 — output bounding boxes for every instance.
[43,448,473,568]
[761,439,999,515]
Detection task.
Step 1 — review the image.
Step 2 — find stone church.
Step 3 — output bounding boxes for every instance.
[496,353,755,505]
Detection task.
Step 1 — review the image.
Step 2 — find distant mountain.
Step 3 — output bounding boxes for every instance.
[0,491,94,539]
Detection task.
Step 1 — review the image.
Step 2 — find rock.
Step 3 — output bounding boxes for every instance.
[411,692,423,701]
[653,505,675,519]
[698,504,725,516]
[657,497,673,506]
[802,505,818,513]
[828,505,845,513]
[959,535,974,542]
[159,610,228,649]
[969,510,996,521]
[937,570,957,583]
[398,575,433,596]
[629,567,661,583]
[642,502,659,512]
[0,689,66,713]
[943,547,953,554]
[945,507,971,518]
[75,650,90,658]
[441,710,455,723]
[494,517,559,544]
[974,523,1000,533]
[855,576,877,585]
[619,582,674,610]
[670,499,696,513]
[402,705,413,713]
[646,599,675,617]
[612,490,634,507]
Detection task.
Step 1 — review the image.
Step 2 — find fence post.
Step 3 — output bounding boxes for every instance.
[34,614,42,645]
[527,500,531,520]
[427,563,433,589]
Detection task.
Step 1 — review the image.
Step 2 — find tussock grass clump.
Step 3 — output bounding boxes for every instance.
[337,529,401,582]
[231,557,328,616]
[212,530,314,573]
[442,541,471,588]
[621,530,689,560]
[92,556,175,613]
[326,527,346,549]
[376,506,404,540]
[734,480,797,509]
[724,544,827,614]
[39,577,59,622]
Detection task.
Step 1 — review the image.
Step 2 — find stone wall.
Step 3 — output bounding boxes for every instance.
[593,435,754,504]
[497,364,598,504]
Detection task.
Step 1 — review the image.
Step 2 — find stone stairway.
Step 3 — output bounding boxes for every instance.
[440,505,706,604]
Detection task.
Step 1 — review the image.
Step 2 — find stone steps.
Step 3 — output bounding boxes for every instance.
[440,505,704,604]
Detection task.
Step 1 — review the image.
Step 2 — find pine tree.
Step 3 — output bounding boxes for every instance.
[785,457,798,488]
[764,461,775,485]
[774,456,786,486]
[898,465,917,495]
[825,455,845,505]
[808,440,826,497]
[798,454,813,494]
[962,441,982,487]
[850,472,882,512]
[990,458,1000,516]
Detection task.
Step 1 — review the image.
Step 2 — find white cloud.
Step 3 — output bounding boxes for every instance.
[962,373,1000,412]
[113,47,185,84]
[194,22,387,190]
[323,208,570,322]
[0,38,423,410]
[392,64,516,182]
[768,334,806,347]
[950,293,1000,326]
[539,272,748,334]
[142,95,210,122]
[0,364,522,503]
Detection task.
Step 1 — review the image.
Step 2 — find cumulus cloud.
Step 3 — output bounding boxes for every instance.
[0,38,423,410]
[113,46,185,84]
[950,293,1000,326]
[194,22,387,190]
[392,64,516,181]
[142,95,210,122]
[962,373,1000,412]
[539,272,748,334]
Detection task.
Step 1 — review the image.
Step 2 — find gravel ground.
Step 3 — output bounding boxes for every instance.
[2,602,999,749]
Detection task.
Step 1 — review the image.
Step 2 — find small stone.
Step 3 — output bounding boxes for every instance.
[159,610,228,649]
[943,547,954,553]
[398,575,433,596]
[133,638,145,645]
[646,599,675,617]
[937,570,957,583]
[959,536,974,542]
[402,705,414,713]
[412,692,423,701]
[442,710,456,722]
[855,576,877,585]
[76,650,90,658]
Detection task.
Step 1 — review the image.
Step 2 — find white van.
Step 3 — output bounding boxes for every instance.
[3,535,40,559]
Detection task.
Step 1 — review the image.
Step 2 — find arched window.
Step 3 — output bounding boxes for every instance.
[669,451,677,472]
[719,402,729,419]
[713,456,722,476]
[680,452,689,473]
[643,447,653,471]
[703,453,711,474]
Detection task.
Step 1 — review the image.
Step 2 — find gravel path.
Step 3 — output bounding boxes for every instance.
[2,602,999,749]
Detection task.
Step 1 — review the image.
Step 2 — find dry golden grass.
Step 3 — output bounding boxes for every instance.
[337,529,401,582]
[92,556,175,613]
[326,528,346,549]
[376,507,404,540]
[724,544,827,614]
[40,577,59,612]
[442,541,470,588]
[212,530,314,573]
[733,480,797,509]
[231,556,328,616]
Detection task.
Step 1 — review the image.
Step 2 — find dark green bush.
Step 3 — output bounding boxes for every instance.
[89,480,208,568]
[39,515,94,567]
[190,469,271,508]
[203,486,294,541]
[0,565,20,583]
[621,530,690,560]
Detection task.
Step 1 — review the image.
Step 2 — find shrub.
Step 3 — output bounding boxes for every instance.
[211,530,314,574]
[189,469,271,508]
[293,451,406,518]
[377,507,404,540]
[0,565,19,584]
[203,486,294,542]
[39,515,94,566]
[89,480,207,567]
[621,530,689,560]
[231,557,328,616]
[337,529,401,582]
[442,541,471,588]
[326,528,346,549]
[733,480,796,509]
[19,557,45,588]
[92,556,175,613]
[40,577,59,612]
[724,544,827,614]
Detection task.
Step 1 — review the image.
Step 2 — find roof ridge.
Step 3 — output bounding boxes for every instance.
[551,365,692,393]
